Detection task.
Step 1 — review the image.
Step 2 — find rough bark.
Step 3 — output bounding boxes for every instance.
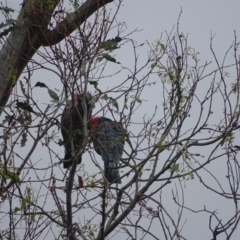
[0,0,113,113]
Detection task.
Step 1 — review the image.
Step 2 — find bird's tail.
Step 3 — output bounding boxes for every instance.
[106,159,121,184]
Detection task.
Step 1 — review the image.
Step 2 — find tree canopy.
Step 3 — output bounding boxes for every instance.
[0,1,240,240]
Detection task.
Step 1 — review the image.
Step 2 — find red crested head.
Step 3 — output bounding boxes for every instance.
[89,117,98,129]
[89,116,112,130]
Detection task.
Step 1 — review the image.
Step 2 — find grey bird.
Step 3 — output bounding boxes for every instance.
[89,117,125,184]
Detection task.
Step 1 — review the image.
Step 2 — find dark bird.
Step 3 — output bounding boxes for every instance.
[89,117,125,184]
[61,93,93,168]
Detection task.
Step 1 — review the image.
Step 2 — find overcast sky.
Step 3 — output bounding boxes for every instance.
[1,1,240,239]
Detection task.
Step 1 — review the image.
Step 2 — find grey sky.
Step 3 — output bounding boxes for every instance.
[1,1,240,239]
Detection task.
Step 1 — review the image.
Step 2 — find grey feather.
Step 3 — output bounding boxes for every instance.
[91,117,125,184]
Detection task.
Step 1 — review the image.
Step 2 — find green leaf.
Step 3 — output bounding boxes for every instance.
[159,43,165,50]
[7,171,20,182]
[0,25,18,38]
[48,89,59,102]
[157,141,163,153]
[1,169,20,183]
[21,199,26,210]
[16,101,35,113]
[97,53,120,64]
[35,82,47,88]
[100,37,122,51]
[89,81,98,88]
[101,94,109,100]
[194,153,200,157]
[13,207,20,213]
[100,41,118,51]
[8,159,12,166]
[31,213,36,222]
[2,115,14,126]
[220,138,226,146]
[21,132,27,147]
[1,170,8,183]
[171,164,179,172]
[6,67,17,85]
[101,95,119,111]
[23,110,32,124]
[20,80,27,97]
[0,6,14,14]
[35,82,59,102]
[150,63,157,69]
[0,19,16,29]
[89,81,102,94]
[111,98,119,111]
[90,96,99,105]
[135,97,142,103]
